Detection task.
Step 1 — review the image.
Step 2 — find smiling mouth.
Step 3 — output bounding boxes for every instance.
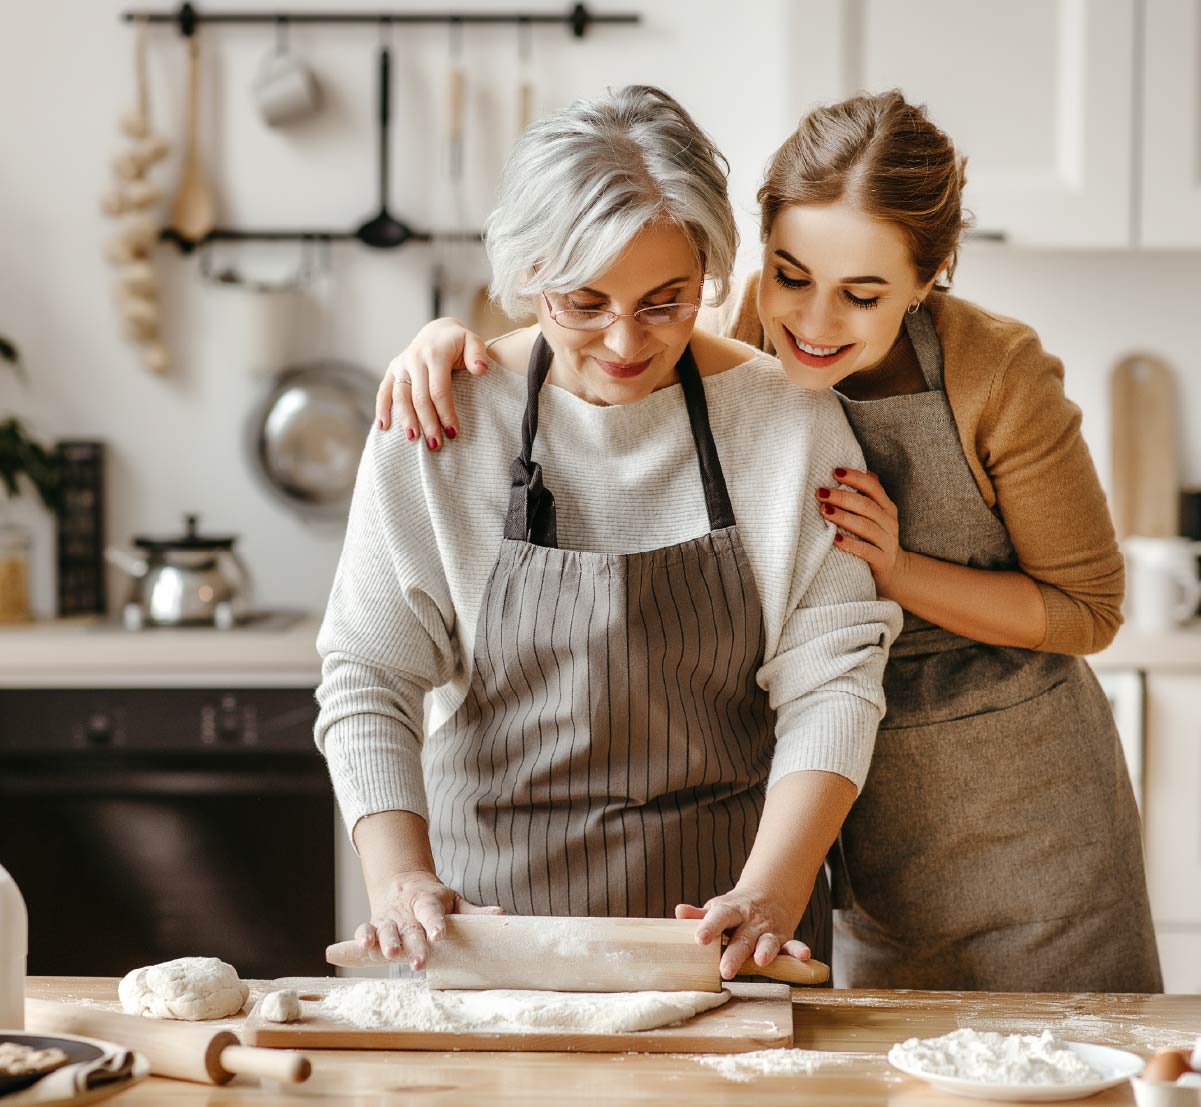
[595,357,653,379]
[783,327,852,367]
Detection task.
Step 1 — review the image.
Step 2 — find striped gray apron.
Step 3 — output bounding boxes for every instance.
[830,306,1162,991]
[425,335,831,960]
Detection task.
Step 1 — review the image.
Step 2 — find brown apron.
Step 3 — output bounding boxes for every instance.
[424,335,831,959]
[831,307,1162,992]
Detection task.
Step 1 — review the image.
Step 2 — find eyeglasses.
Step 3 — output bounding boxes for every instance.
[541,292,700,332]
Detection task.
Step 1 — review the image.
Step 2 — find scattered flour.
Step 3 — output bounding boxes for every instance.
[889,1029,1103,1085]
[322,979,730,1035]
[685,1048,866,1083]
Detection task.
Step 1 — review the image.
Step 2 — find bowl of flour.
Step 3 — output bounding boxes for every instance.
[887,1028,1144,1101]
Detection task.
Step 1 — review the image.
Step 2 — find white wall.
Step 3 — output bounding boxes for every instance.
[1,0,1198,618]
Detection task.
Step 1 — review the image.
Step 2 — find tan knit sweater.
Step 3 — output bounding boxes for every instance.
[703,273,1123,656]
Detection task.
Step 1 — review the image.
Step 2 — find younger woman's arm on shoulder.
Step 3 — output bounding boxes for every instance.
[976,330,1124,653]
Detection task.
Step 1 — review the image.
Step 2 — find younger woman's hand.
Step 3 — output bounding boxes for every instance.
[356,870,503,971]
[376,318,490,447]
[675,887,811,980]
[818,466,910,598]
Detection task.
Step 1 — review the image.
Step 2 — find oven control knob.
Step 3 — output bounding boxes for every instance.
[85,713,113,745]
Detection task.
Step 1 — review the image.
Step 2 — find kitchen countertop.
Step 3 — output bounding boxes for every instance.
[25,977,1201,1104]
[0,614,322,688]
[1091,617,1201,671]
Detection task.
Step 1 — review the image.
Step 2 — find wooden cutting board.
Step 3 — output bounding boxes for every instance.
[241,978,792,1054]
[1111,353,1180,538]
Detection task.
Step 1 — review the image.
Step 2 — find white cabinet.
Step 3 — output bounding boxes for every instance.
[1139,0,1201,247]
[799,0,1200,248]
[1143,672,1201,990]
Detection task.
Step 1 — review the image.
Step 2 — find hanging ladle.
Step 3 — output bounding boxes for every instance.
[355,44,414,249]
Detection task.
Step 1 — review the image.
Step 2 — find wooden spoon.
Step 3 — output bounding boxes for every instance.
[170,35,215,244]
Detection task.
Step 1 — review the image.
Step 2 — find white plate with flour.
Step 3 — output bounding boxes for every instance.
[888,1033,1144,1101]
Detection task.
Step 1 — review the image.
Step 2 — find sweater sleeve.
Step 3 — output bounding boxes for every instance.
[977,330,1124,654]
[314,428,460,836]
[759,399,902,793]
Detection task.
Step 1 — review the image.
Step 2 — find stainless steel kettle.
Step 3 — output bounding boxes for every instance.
[105,514,252,630]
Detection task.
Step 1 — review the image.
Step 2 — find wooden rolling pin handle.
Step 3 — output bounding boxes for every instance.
[218,1045,312,1084]
[327,939,392,967]
[745,956,830,987]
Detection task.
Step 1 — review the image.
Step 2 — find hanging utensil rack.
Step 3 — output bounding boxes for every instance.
[120,3,641,252]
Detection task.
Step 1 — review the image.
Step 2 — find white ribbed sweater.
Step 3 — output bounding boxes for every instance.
[315,347,901,838]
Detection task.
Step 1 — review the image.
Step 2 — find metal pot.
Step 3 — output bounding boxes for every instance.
[105,514,252,630]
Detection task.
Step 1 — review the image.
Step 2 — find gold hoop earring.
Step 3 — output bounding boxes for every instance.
[907,299,921,315]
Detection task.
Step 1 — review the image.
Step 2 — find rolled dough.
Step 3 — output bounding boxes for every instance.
[323,979,730,1034]
[118,956,249,1020]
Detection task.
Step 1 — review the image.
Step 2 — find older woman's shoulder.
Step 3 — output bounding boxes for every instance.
[691,326,772,377]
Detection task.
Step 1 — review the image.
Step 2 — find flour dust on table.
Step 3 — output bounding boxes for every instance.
[118,957,249,1020]
[322,980,731,1034]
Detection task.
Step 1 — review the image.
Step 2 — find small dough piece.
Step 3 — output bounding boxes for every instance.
[0,1042,69,1076]
[118,956,249,1020]
[260,989,302,1023]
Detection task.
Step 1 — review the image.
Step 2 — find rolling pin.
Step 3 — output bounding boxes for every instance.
[326,914,830,992]
[24,998,311,1085]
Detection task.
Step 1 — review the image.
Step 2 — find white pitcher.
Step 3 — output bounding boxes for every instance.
[0,862,27,1028]
[1124,536,1201,633]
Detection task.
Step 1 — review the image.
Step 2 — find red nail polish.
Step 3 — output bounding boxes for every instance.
[428,436,439,450]
[817,488,830,500]
[834,467,847,479]
[823,503,836,515]
[377,419,384,430]
[834,533,844,544]
[445,426,457,440]
[406,427,417,441]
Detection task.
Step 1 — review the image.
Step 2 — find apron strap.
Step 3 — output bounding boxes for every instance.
[504,335,737,544]
[903,304,946,392]
[505,334,558,545]
[676,344,736,531]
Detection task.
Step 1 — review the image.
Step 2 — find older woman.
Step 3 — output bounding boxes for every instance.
[315,85,899,980]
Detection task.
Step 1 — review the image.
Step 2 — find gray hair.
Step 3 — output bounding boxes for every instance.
[485,85,738,318]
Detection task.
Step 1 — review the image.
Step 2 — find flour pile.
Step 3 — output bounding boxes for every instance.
[686,1048,863,1082]
[322,979,730,1034]
[889,1029,1103,1085]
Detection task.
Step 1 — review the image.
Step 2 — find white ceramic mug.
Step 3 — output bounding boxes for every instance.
[1124,536,1201,633]
[252,47,321,127]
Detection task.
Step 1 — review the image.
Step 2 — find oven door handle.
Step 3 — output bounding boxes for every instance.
[0,765,333,797]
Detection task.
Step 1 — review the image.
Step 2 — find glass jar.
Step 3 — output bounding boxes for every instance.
[0,520,32,623]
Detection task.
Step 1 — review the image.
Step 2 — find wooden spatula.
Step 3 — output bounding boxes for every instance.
[325,914,829,992]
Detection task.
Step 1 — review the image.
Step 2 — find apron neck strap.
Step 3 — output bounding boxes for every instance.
[904,304,946,391]
[504,334,736,546]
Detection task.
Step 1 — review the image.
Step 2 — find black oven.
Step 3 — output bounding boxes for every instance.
[0,687,334,979]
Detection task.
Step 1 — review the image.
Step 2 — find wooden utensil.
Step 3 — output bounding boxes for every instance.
[1111,353,1179,538]
[170,35,216,244]
[325,914,830,991]
[23,999,311,1086]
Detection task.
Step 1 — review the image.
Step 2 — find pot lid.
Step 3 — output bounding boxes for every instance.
[134,513,237,552]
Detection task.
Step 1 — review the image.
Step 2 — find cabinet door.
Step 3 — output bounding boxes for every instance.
[1140,0,1201,246]
[1143,673,1201,925]
[829,0,1136,246]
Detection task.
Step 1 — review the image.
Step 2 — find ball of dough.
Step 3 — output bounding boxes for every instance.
[119,956,249,1020]
[260,989,302,1023]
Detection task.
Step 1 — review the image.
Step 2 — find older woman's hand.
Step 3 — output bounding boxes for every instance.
[675,886,812,980]
[376,318,490,448]
[356,869,504,971]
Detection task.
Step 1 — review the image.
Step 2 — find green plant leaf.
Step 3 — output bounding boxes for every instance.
[0,416,62,510]
[0,336,27,382]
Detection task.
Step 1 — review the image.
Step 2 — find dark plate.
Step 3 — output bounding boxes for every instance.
[0,1034,103,1097]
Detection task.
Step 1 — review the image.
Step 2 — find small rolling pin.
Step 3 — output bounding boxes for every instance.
[24,999,311,1085]
[326,914,830,991]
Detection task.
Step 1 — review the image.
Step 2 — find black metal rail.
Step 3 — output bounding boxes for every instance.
[122,3,640,38]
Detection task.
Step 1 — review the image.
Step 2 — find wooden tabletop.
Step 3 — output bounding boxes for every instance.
[26,977,1201,1105]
